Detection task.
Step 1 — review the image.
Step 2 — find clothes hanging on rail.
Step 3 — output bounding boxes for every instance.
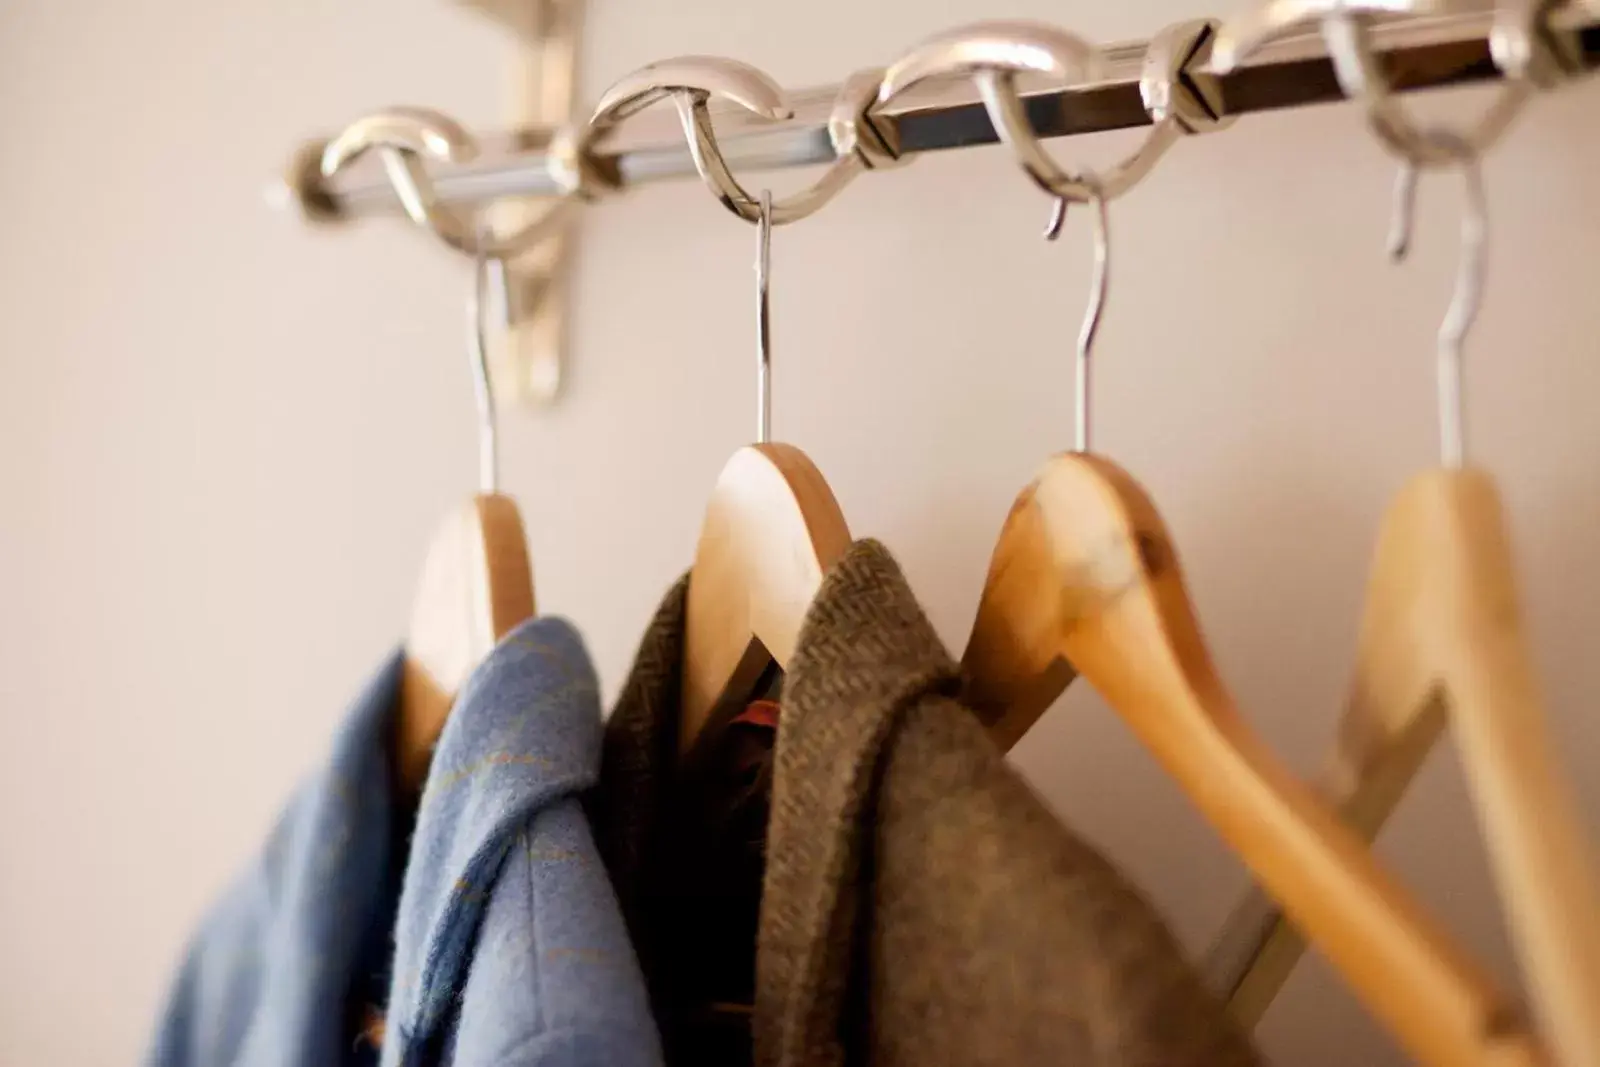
[589,539,1261,1067]
[148,619,663,1067]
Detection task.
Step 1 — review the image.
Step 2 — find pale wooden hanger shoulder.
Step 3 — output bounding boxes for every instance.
[393,253,535,792]
[398,493,534,793]
[672,179,852,754]
[962,447,1546,1067]
[679,442,850,753]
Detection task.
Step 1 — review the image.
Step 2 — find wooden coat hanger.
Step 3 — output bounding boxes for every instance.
[955,193,1542,1067]
[1203,124,1600,1063]
[901,18,1552,1042]
[398,493,534,794]
[680,442,849,753]
[567,60,862,756]
[865,29,1544,1056]
[320,110,541,795]
[675,189,849,754]
[395,248,535,794]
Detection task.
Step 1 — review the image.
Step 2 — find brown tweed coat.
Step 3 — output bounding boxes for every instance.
[590,539,1260,1067]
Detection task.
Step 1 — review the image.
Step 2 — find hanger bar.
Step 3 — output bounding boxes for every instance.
[299,5,1600,218]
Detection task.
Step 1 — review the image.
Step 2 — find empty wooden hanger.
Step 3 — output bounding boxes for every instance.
[880,21,1553,1063]
[1200,8,1600,1057]
[960,197,1545,1067]
[320,111,538,795]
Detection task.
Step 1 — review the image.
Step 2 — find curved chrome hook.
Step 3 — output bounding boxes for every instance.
[881,20,1225,240]
[559,57,902,226]
[879,21,1107,206]
[1212,0,1574,167]
[320,106,570,258]
[562,58,791,223]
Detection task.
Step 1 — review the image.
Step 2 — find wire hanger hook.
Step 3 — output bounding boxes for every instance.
[879,19,1224,451]
[320,106,570,259]
[1073,179,1111,454]
[468,226,503,493]
[755,190,775,444]
[1387,132,1487,469]
[1212,0,1577,167]
[567,57,912,226]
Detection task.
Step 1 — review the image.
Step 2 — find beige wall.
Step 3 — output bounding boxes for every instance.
[3,1,1599,1064]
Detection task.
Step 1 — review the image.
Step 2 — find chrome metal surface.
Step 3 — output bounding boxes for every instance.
[318,106,569,258]
[468,234,503,492]
[1215,0,1577,165]
[1389,130,1486,467]
[475,0,585,406]
[881,21,1106,203]
[296,3,1600,216]
[755,190,773,444]
[985,18,1228,205]
[574,57,800,222]
[1074,185,1110,454]
[318,108,481,251]
[830,67,909,170]
[575,56,897,224]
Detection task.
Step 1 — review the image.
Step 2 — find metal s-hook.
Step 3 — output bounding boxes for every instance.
[1212,0,1578,166]
[320,106,572,259]
[1214,0,1544,467]
[563,58,792,221]
[320,108,481,252]
[878,21,1108,208]
[565,57,903,225]
[880,20,1228,238]
[755,190,774,444]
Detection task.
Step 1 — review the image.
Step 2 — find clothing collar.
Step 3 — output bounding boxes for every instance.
[594,542,963,1067]
[384,616,603,1051]
[757,538,964,1067]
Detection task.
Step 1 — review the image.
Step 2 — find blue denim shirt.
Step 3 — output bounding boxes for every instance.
[148,618,664,1067]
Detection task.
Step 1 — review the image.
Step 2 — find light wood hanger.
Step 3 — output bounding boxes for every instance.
[677,189,850,756]
[680,443,850,753]
[959,180,1547,1064]
[398,493,534,794]
[565,61,857,756]
[395,248,536,793]
[1209,473,1600,1055]
[320,109,541,796]
[1206,148,1600,1064]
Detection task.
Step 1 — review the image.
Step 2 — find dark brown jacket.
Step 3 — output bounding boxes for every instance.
[591,539,1260,1067]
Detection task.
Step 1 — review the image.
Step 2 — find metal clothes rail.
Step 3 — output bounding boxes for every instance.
[302,5,1600,219]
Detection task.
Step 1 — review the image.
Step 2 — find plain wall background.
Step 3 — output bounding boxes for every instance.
[3,1,1599,1063]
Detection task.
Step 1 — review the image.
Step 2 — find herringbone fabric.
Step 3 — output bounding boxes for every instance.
[759,540,1260,1067]
[595,543,1260,1067]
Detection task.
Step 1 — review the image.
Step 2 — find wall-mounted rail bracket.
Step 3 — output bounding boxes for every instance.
[456,0,583,405]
